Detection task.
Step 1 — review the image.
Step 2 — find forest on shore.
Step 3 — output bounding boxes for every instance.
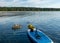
[0,7,60,11]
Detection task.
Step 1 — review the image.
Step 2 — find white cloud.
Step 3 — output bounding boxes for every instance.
[47,3,60,8]
[0,0,60,8]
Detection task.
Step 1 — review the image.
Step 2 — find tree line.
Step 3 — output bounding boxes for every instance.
[0,7,60,11]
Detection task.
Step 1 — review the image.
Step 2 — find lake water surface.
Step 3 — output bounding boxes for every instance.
[0,11,60,43]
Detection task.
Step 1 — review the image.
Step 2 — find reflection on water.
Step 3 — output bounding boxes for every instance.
[0,11,60,43]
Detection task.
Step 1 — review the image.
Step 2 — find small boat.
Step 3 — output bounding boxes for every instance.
[27,28,53,43]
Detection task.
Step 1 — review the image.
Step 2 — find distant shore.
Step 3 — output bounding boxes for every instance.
[0,7,60,11]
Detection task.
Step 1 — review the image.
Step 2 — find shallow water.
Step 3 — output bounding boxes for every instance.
[0,11,60,43]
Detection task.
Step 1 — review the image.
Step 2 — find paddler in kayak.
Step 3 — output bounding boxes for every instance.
[12,24,22,30]
[28,24,35,32]
[28,24,41,39]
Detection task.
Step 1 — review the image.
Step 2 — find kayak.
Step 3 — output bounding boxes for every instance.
[27,29,53,43]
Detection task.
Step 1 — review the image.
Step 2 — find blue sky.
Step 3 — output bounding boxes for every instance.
[0,0,60,8]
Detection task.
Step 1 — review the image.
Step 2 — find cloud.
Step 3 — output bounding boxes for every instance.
[0,0,60,8]
[47,2,60,8]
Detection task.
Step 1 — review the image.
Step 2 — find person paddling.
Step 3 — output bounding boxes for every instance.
[28,24,35,32]
[28,24,40,39]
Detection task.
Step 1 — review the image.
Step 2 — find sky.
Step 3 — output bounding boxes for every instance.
[0,0,60,8]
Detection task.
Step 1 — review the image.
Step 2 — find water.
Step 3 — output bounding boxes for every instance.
[0,11,60,43]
